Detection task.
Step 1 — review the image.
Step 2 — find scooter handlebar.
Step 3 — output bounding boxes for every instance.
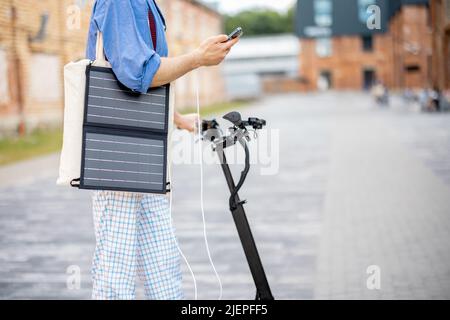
[202,112,267,133]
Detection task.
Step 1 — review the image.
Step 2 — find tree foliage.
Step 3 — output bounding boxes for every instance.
[224,7,295,36]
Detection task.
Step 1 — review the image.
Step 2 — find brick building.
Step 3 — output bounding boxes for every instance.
[159,0,225,109]
[295,0,432,91]
[0,0,225,135]
[430,0,450,91]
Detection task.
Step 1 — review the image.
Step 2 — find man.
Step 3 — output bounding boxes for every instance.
[86,0,239,300]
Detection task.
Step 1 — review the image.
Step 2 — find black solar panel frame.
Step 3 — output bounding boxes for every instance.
[83,65,170,134]
[78,64,170,194]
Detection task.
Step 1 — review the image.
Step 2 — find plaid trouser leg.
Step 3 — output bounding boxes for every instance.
[137,194,184,300]
[91,191,183,300]
[92,191,142,300]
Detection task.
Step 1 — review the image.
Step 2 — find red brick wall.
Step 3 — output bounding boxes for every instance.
[431,0,450,90]
[298,5,431,91]
[0,0,225,135]
[161,0,226,109]
[391,5,432,89]
[0,0,96,134]
[299,34,393,90]
[263,77,309,93]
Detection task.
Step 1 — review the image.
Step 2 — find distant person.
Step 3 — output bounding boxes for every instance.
[431,87,441,112]
[372,81,389,106]
[317,75,330,91]
[383,85,390,106]
[443,89,450,111]
[419,88,430,112]
[85,0,239,300]
[403,88,414,104]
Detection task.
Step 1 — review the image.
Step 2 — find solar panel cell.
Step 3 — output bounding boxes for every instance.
[79,65,170,194]
[85,68,169,132]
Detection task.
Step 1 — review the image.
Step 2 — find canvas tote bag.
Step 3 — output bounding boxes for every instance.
[57,32,175,189]
[57,32,110,186]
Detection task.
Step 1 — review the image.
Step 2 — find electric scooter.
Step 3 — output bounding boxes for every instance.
[202,112,275,301]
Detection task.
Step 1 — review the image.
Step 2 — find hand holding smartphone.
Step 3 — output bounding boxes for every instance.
[195,27,243,67]
[225,27,243,42]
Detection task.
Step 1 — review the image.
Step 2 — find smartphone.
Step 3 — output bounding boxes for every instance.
[226,27,243,42]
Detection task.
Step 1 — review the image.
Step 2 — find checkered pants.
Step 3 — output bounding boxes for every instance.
[91,191,183,300]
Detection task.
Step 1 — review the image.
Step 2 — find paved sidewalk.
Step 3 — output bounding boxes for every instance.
[0,92,449,299]
[315,107,450,299]
[0,153,60,188]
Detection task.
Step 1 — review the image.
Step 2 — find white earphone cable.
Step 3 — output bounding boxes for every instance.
[168,89,198,300]
[195,70,223,300]
[167,71,223,301]
[168,176,198,300]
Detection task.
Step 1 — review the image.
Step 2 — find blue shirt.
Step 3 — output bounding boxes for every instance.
[86,0,168,93]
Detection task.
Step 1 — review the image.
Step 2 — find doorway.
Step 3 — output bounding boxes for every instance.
[363,68,376,90]
[318,70,333,90]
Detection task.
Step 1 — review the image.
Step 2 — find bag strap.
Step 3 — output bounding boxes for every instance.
[70,178,81,188]
[95,31,106,63]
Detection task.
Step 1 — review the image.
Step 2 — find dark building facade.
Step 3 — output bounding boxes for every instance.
[295,0,431,90]
[430,0,450,92]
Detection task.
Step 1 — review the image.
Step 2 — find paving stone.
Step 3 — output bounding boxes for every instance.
[0,92,449,299]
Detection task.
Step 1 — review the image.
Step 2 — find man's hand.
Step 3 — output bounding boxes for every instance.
[193,34,240,67]
[174,112,200,133]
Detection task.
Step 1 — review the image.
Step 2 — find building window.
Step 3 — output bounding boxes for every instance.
[172,1,183,40]
[314,0,333,27]
[362,35,374,52]
[446,0,450,21]
[358,0,377,24]
[30,53,61,102]
[363,68,376,90]
[316,37,332,57]
[405,65,421,73]
[318,70,332,90]
[0,49,8,104]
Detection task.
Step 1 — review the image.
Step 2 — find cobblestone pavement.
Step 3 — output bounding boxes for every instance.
[0,92,449,300]
[315,94,450,299]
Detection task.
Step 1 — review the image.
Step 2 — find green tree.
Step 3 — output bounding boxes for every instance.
[286,6,296,33]
[224,6,296,36]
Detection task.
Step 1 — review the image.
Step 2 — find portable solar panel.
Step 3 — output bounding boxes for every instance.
[77,65,170,194]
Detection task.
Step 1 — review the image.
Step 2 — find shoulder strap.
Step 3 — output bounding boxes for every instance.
[95,31,106,62]
[93,31,110,67]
